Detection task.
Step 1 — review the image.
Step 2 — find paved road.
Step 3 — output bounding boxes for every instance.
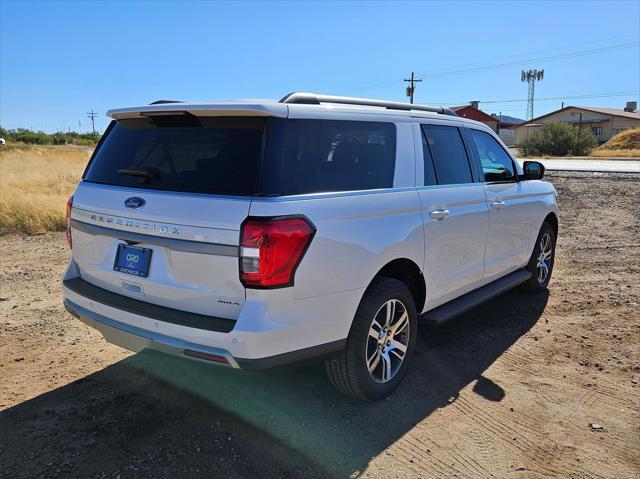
[518,158,640,173]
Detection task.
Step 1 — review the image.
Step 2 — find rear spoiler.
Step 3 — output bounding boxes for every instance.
[107,102,288,120]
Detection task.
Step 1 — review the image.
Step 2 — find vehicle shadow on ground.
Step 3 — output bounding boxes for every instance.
[0,289,548,478]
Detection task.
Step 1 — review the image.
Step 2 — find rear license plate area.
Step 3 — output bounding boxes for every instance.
[113,244,152,278]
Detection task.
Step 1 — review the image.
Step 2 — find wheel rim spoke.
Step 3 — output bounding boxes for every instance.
[384,300,396,328]
[380,353,392,382]
[367,349,381,373]
[392,311,409,336]
[369,318,383,339]
[389,338,407,354]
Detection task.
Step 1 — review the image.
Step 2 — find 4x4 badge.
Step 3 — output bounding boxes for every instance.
[124,197,145,209]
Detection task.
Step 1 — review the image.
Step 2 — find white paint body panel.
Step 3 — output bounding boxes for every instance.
[70,183,248,319]
[482,181,536,280]
[63,100,559,363]
[418,184,489,308]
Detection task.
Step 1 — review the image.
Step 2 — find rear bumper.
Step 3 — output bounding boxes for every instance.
[64,298,241,367]
[64,297,346,369]
[61,270,354,369]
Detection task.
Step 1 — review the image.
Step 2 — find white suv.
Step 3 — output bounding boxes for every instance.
[62,93,558,400]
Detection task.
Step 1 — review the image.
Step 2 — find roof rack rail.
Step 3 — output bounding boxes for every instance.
[149,100,183,105]
[279,92,457,117]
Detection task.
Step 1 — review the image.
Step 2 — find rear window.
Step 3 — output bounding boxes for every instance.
[84,116,264,196]
[281,120,396,195]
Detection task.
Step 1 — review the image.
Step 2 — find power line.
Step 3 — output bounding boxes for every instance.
[336,40,639,94]
[482,91,640,104]
[419,42,637,81]
[403,72,422,104]
[423,91,640,107]
[410,34,637,79]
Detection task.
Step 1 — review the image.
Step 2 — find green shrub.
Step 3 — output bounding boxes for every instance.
[10,129,52,145]
[52,132,67,145]
[0,126,100,146]
[518,121,598,156]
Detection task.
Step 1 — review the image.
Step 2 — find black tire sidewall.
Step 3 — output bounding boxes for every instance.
[346,278,417,400]
[527,222,556,290]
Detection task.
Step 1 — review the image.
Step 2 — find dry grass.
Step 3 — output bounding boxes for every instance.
[598,128,640,150]
[0,145,92,235]
[592,128,640,157]
[590,148,640,157]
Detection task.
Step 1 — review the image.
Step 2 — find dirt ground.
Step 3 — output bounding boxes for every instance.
[1,173,638,479]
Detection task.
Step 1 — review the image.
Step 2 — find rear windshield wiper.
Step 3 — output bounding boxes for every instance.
[117,169,160,184]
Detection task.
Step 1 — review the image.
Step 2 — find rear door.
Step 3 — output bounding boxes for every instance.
[417,122,489,308]
[466,127,535,280]
[70,116,267,320]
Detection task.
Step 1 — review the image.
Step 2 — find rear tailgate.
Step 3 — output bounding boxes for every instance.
[68,113,274,320]
[70,185,247,319]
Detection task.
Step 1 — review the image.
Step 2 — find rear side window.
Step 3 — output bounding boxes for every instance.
[421,131,437,186]
[281,120,396,195]
[84,116,264,195]
[468,129,517,182]
[421,125,473,185]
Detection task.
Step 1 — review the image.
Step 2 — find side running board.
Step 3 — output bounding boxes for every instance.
[420,270,532,325]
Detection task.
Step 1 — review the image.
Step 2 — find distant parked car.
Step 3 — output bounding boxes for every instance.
[62,93,558,400]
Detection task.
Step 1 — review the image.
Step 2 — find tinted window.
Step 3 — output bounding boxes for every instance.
[421,130,437,186]
[84,116,264,195]
[282,120,396,195]
[421,125,473,185]
[468,129,517,182]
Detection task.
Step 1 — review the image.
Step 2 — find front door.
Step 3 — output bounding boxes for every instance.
[466,127,535,280]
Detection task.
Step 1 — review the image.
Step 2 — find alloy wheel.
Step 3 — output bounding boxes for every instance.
[536,233,553,284]
[366,299,410,383]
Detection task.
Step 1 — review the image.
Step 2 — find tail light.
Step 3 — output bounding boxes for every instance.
[65,195,73,248]
[240,216,315,288]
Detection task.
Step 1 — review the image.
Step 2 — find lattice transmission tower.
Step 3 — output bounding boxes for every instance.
[521,69,544,120]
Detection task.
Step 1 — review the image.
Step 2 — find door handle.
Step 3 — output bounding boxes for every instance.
[490,201,505,210]
[429,209,450,221]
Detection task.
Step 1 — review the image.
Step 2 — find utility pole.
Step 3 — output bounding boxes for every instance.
[404,72,422,104]
[578,112,583,132]
[87,109,98,134]
[521,69,544,120]
[575,111,584,154]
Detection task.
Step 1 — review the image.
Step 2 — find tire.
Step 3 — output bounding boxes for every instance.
[325,277,417,401]
[523,221,556,292]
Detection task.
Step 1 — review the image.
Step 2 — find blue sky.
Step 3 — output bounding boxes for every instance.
[1,0,638,133]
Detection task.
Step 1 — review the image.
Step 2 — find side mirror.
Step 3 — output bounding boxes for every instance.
[523,161,545,180]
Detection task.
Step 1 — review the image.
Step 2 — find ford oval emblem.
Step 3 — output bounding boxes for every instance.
[124,197,145,209]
